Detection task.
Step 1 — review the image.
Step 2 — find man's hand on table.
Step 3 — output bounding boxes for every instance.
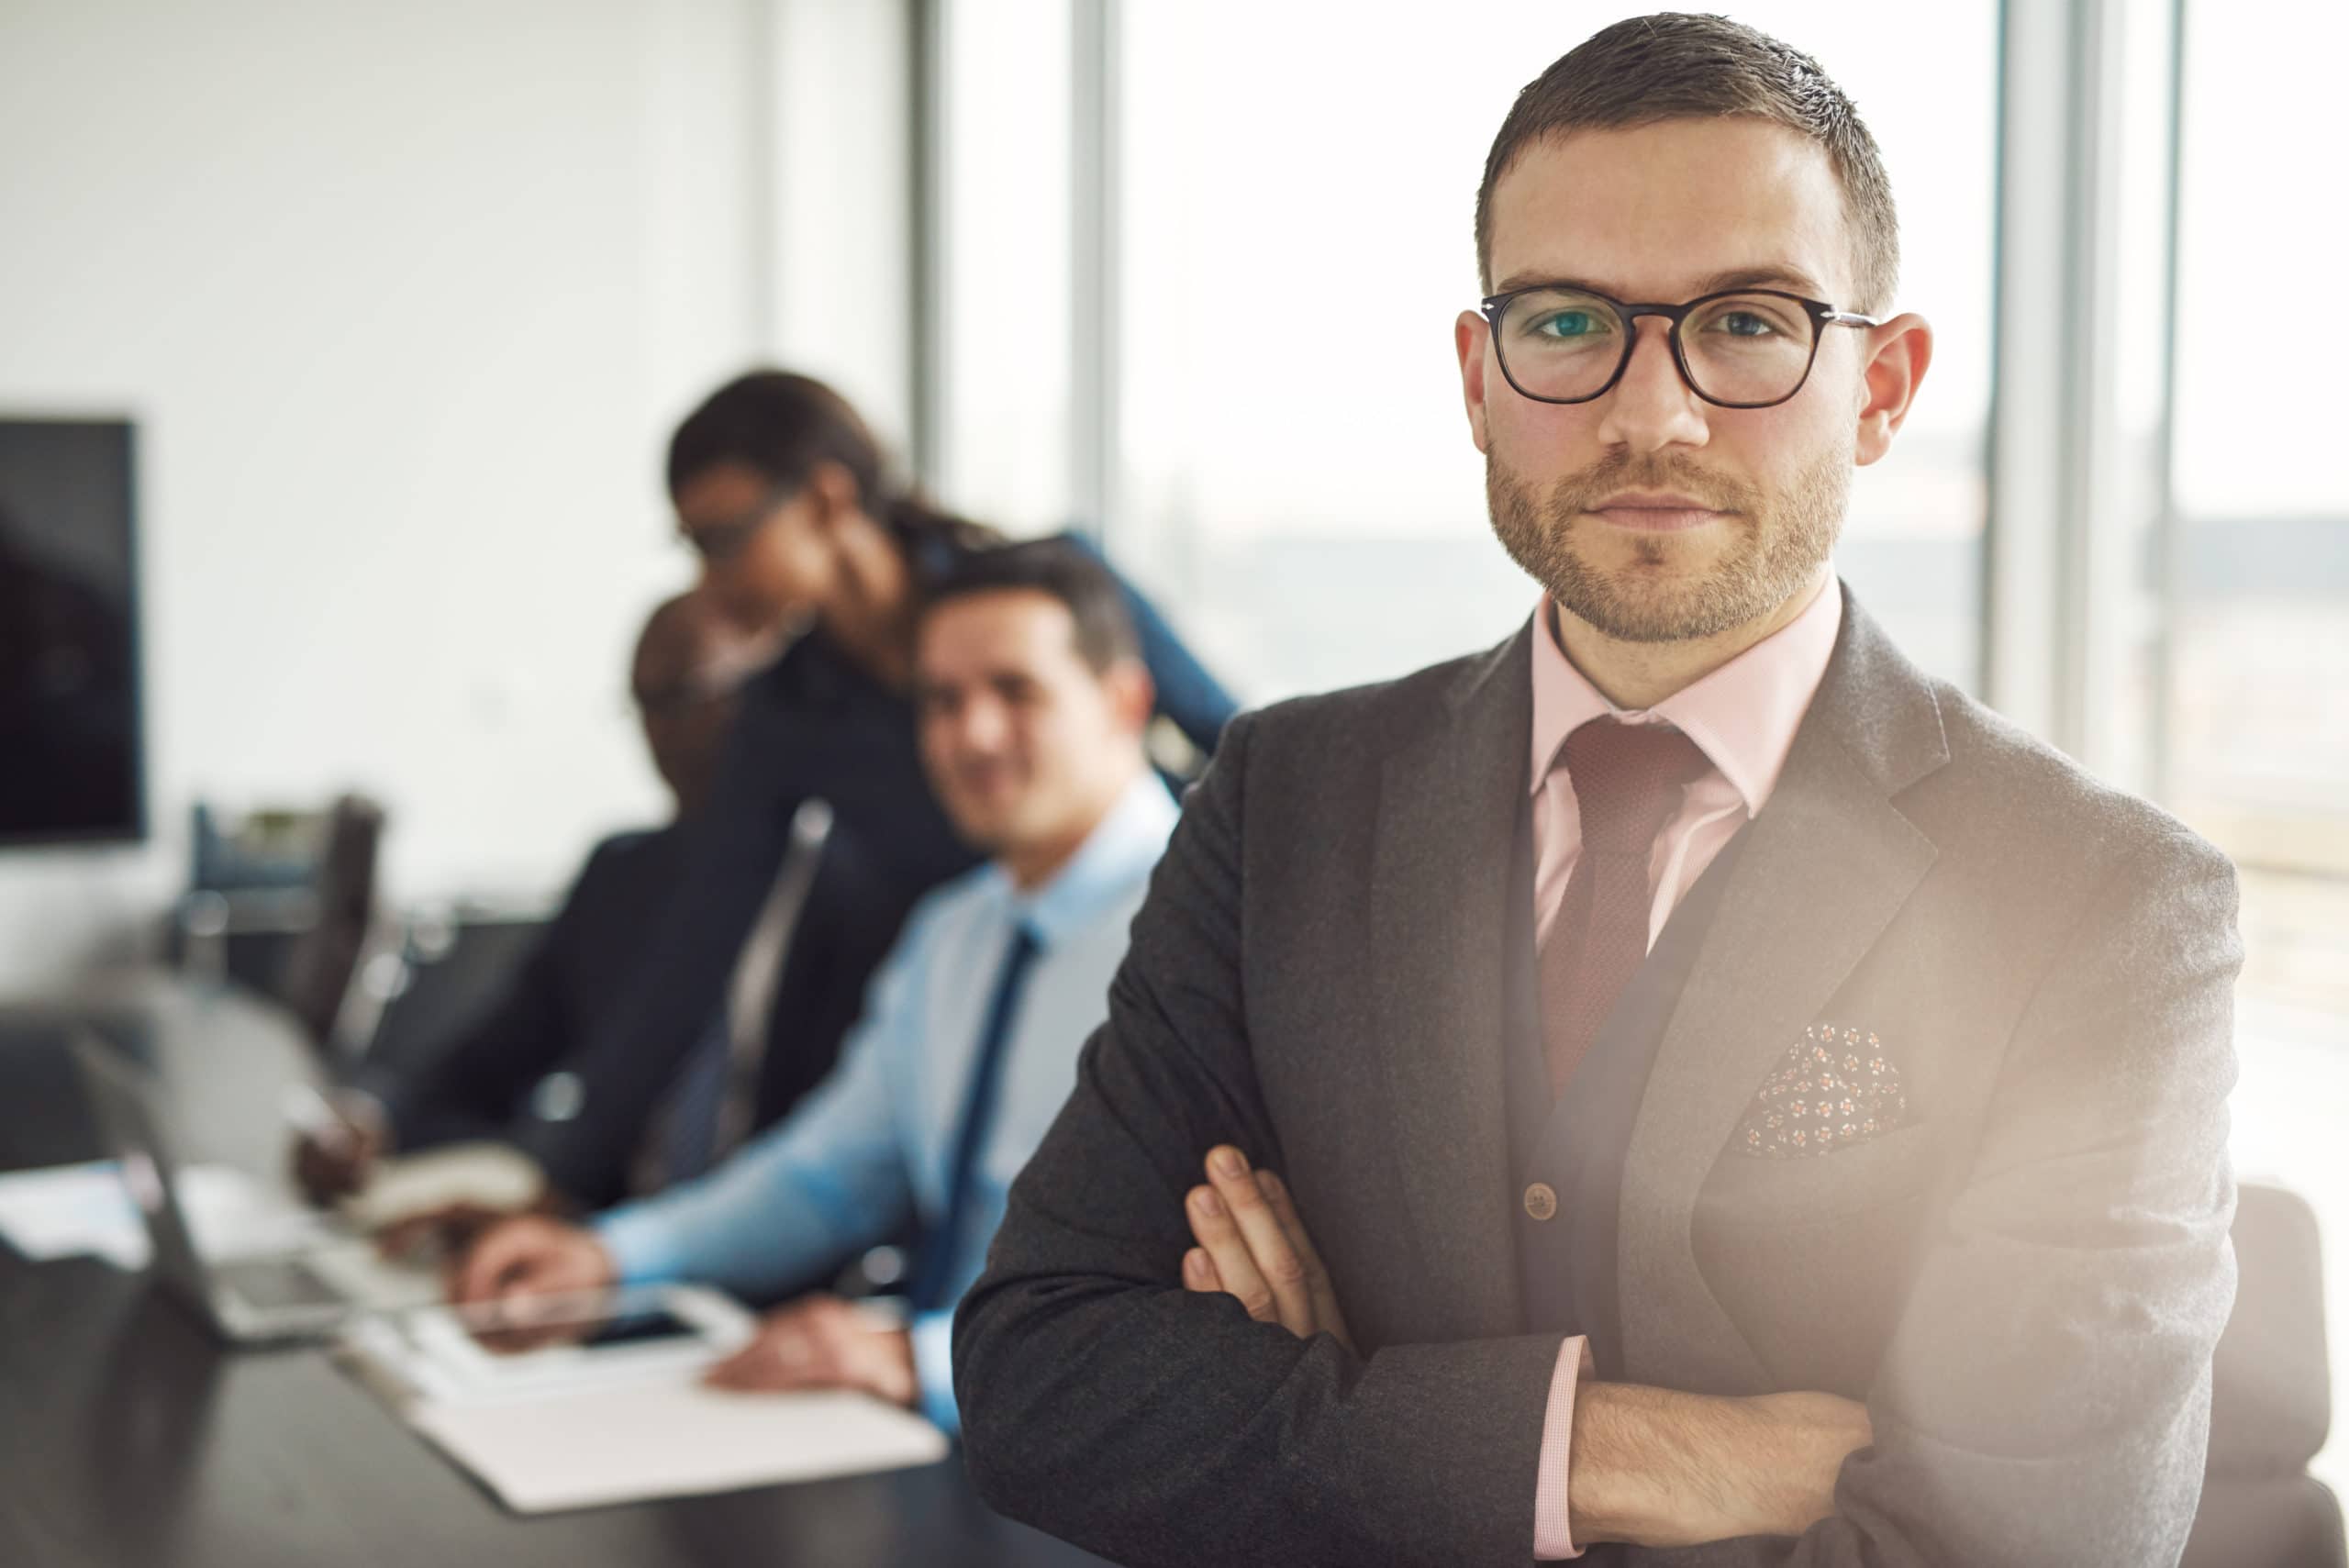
[703,1295,918,1407]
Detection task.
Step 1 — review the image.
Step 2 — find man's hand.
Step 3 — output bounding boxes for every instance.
[288,1092,388,1205]
[1180,1144,1353,1351]
[450,1213,617,1307]
[703,1295,918,1407]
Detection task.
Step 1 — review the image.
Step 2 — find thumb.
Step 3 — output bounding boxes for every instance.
[454,1228,529,1303]
[704,1346,755,1388]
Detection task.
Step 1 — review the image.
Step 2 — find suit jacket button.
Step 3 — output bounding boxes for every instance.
[1523,1182,1558,1222]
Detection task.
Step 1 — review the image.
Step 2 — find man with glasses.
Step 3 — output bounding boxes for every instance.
[957,14,2239,1565]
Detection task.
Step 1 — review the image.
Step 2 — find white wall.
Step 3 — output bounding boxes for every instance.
[0,0,800,989]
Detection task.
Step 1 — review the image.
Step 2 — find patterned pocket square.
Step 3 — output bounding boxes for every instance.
[1733,1023,1909,1159]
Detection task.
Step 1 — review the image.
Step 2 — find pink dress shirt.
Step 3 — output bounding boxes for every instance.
[1528,575,1842,1559]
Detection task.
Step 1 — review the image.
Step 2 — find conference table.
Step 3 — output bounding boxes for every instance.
[0,973,1115,1568]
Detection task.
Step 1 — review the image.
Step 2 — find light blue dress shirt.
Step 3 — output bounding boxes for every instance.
[595,773,1179,1430]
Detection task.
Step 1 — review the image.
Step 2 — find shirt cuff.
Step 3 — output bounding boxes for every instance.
[907,1307,960,1434]
[591,1201,688,1286]
[1533,1335,1598,1559]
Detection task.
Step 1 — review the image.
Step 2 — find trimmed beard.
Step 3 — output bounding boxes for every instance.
[1486,445,1848,644]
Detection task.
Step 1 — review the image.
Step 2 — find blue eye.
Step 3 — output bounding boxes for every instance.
[1536,310,1601,339]
[1720,312,1774,337]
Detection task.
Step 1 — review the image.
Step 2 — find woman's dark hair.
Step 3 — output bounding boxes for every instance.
[665,369,1000,569]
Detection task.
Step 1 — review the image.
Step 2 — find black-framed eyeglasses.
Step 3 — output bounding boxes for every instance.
[1478,284,1882,409]
[678,483,795,564]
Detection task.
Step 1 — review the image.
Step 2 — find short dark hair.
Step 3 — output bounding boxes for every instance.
[1475,13,1898,312]
[917,538,1141,674]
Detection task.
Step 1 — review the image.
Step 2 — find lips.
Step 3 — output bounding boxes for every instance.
[1586,503,1727,533]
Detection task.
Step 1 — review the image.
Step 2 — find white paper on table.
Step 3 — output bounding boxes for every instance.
[334,1284,754,1408]
[0,1160,329,1269]
[406,1380,951,1513]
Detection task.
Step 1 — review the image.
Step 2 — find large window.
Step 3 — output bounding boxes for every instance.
[1108,4,1997,702]
[2164,0,2349,1022]
[930,0,1076,531]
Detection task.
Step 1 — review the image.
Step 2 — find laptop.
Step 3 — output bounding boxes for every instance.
[72,1032,440,1342]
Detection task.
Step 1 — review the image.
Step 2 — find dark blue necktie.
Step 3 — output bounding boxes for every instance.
[910,919,1043,1313]
[662,1009,733,1186]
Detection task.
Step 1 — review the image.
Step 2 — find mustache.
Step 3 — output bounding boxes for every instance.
[1546,452,1761,516]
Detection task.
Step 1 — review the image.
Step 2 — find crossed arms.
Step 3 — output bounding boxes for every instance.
[1177,1142,1871,1553]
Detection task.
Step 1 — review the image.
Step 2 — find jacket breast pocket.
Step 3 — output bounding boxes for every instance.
[1700,1121,1940,1228]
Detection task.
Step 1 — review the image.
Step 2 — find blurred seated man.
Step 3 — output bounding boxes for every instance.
[291,589,796,1218]
[451,539,1176,1430]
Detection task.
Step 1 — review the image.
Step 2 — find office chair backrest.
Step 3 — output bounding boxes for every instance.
[273,793,388,1053]
[2181,1180,2344,1568]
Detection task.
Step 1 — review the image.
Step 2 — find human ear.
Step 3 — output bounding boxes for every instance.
[1106,660,1155,736]
[1456,310,1493,454]
[1854,312,1932,467]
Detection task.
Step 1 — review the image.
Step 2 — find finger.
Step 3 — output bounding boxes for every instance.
[1257,1171,1353,1347]
[1181,1247,1222,1295]
[704,1343,774,1390]
[1186,1183,1287,1330]
[738,1324,820,1391]
[453,1228,531,1305]
[375,1215,431,1260]
[451,1238,505,1304]
[1204,1147,1312,1335]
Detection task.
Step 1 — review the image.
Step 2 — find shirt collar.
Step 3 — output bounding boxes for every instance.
[1528,573,1842,819]
[977,771,1180,949]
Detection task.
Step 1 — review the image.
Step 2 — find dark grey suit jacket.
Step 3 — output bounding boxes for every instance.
[954,585,2243,1567]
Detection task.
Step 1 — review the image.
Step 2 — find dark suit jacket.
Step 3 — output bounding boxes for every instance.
[351,827,685,1159]
[956,585,2243,1567]
[351,819,906,1212]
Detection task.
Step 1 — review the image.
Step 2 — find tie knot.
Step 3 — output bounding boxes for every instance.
[1559,717,1712,856]
[1008,920,1044,961]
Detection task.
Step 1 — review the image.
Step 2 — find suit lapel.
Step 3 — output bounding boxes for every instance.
[1618,587,1950,1392]
[1369,621,1535,1339]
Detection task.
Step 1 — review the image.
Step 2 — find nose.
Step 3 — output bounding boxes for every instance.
[951,692,1013,756]
[1592,316,1710,456]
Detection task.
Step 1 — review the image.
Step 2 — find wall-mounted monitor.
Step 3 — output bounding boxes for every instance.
[0,417,145,846]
